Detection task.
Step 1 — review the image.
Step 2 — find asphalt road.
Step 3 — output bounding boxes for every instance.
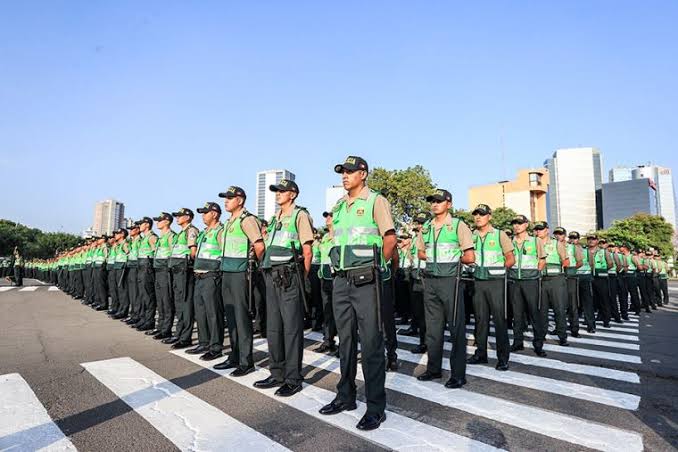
[1,278,677,451]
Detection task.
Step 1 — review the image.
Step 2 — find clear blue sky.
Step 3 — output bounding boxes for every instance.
[1,1,677,233]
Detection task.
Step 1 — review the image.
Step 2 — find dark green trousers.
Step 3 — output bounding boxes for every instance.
[566,277,579,334]
[127,267,139,320]
[155,269,174,335]
[138,264,157,327]
[472,278,510,363]
[115,268,130,315]
[194,272,223,353]
[510,279,544,350]
[221,272,253,368]
[540,276,567,341]
[171,267,195,342]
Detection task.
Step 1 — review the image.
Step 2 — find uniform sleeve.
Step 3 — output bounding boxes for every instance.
[216,225,225,248]
[498,231,514,254]
[456,221,474,251]
[605,251,613,266]
[556,241,568,262]
[574,246,583,262]
[242,216,263,243]
[536,239,547,259]
[415,231,425,254]
[187,227,199,247]
[296,210,315,244]
[373,195,395,235]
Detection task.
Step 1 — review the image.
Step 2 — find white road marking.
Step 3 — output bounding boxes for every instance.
[0,373,77,451]
[466,326,640,350]
[388,332,640,384]
[304,332,639,409]
[82,357,290,452]
[0,287,16,292]
[18,286,39,292]
[48,286,60,291]
[172,351,503,452]
[250,340,643,452]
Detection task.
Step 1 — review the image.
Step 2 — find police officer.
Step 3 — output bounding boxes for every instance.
[309,229,324,331]
[166,208,199,348]
[187,202,224,361]
[600,239,623,323]
[588,233,614,327]
[570,232,596,333]
[468,204,514,370]
[415,189,475,389]
[407,212,429,354]
[509,215,547,356]
[535,222,570,346]
[559,227,582,337]
[396,232,415,335]
[657,253,670,306]
[254,179,313,397]
[150,213,176,340]
[609,242,629,320]
[134,217,158,331]
[318,157,395,430]
[620,244,641,315]
[112,228,130,319]
[12,249,24,287]
[105,235,119,315]
[214,186,264,376]
[91,236,109,311]
[124,223,142,325]
[315,212,337,354]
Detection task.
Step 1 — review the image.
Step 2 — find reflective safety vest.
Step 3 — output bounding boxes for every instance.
[625,253,636,272]
[170,225,198,269]
[410,243,426,280]
[194,224,223,271]
[607,250,618,275]
[398,248,411,269]
[510,236,540,280]
[312,242,321,265]
[263,208,303,269]
[577,247,592,277]
[114,242,128,269]
[138,233,157,261]
[422,217,462,277]
[593,248,608,276]
[84,249,94,266]
[106,246,117,267]
[92,246,106,266]
[473,229,506,280]
[543,239,564,276]
[221,213,253,272]
[659,260,669,278]
[565,243,579,276]
[318,234,334,280]
[329,192,384,272]
[153,230,175,269]
[128,236,140,265]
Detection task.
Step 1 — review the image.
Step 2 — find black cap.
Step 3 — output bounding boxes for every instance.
[472,204,492,216]
[153,212,173,223]
[553,226,566,235]
[503,229,514,236]
[334,156,369,173]
[511,214,529,225]
[115,228,128,237]
[197,202,221,215]
[219,186,246,198]
[586,232,598,239]
[135,217,153,227]
[425,188,452,203]
[399,232,412,239]
[568,231,580,239]
[322,211,333,218]
[414,211,430,224]
[172,207,194,218]
[269,179,299,193]
[599,238,607,244]
[129,222,140,230]
[533,221,548,230]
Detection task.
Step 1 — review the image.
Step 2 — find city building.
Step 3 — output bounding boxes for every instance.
[605,164,677,230]
[544,147,603,234]
[325,185,345,212]
[609,166,633,182]
[468,168,549,222]
[601,179,657,228]
[92,199,125,236]
[255,169,295,220]
[81,228,95,239]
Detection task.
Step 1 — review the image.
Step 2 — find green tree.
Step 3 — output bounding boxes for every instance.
[599,213,675,258]
[368,165,435,227]
[0,219,82,258]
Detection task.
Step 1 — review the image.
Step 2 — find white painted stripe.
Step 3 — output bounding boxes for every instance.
[388,332,640,384]
[304,331,639,408]
[467,319,640,334]
[0,373,77,451]
[595,322,638,331]
[82,357,289,452]
[0,287,16,292]
[659,306,678,313]
[572,330,639,341]
[172,352,503,452]
[552,316,639,324]
[48,286,59,291]
[466,326,640,349]
[252,339,643,451]
[19,286,39,292]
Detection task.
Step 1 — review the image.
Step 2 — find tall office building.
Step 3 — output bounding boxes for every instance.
[255,169,296,220]
[544,147,603,233]
[325,185,346,212]
[468,168,549,222]
[92,199,125,236]
[601,179,657,228]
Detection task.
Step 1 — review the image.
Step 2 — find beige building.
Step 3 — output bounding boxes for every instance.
[468,169,549,222]
[92,199,125,236]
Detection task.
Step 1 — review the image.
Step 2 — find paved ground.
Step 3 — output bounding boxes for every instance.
[1,278,677,451]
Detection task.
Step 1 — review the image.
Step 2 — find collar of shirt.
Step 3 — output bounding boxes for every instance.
[432,212,453,230]
[474,225,496,238]
[275,204,297,221]
[342,185,371,207]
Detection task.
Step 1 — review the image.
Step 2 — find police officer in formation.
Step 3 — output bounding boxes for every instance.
[25,155,675,434]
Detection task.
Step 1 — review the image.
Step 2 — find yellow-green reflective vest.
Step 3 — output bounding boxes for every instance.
[593,248,608,276]
[422,217,462,277]
[194,224,223,271]
[221,213,253,272]
[543,239,564,276]
[154,231,175,269]
[263,208,302,269]
[138,233,157,261]
[318,234,334,280]
[473,229,506,280]
[510,236,540,280]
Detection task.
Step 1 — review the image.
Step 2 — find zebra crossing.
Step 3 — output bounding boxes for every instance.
[1,305,666,451]
[0,285,59,292]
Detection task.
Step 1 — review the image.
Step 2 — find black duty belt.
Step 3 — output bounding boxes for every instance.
[194,271,219,279]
